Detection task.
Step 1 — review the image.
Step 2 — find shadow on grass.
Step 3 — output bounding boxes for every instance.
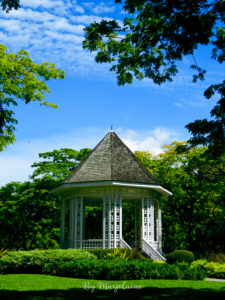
[0,287,225,300]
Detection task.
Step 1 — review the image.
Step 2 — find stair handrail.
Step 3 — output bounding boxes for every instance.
[142,239,166,261]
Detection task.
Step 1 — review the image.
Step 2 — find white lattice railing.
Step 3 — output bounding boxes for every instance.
[61,239,131,250]
[82,239,103,249]
[142,239,166,261]
[120,239,132,249]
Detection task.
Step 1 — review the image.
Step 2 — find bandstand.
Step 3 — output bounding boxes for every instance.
[52,131,172,261]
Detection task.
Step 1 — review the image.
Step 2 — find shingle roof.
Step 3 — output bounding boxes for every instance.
[63,131,158,185]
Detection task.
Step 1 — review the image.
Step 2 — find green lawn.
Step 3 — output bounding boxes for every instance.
[0,274,225,299]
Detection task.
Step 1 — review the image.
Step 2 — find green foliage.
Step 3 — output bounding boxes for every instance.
[0,249,97,274]
[87,249,128,259]
[0,0,20,12]
[37,259,206,280]
[83,0,225,157]
[0,181,59,250]
[102,248,129,260]
[87,248,147,261]
[192,260,208,269]
[0,44,65,150]
[0,147,92,250]
[31,148,92,182]
[166,250,195,264]
[135,143,225,253]
[192,260,225,279]
[0,248,7,258]
[0,252,206,280]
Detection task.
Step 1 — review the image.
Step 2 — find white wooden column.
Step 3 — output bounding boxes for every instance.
[70,194,83,249]
[102,194,106,249]
[158,199,162,250]
[150,197,154,243]
[119,194,122,241]
[60,199,65,248]
[80,195,83,249]
[154,199,159,243]
[114,194,117,248]
[142,197,145,241]
[108,193,111,248]
[146,197,149,243]
[103,188,122,249]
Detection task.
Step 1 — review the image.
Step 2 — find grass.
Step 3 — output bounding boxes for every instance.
[0,274,225,299]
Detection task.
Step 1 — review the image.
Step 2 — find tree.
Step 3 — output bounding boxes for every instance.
[0,147,92,250]
[83,0,225,157]
[31,148,92,182]
[0,2,65,150]
[135,142,225,253]
[0,181,59,250]
[0,0,19,12]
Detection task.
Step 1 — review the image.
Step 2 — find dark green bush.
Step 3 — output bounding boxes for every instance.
[42,259,205,280]
[87,248,148,260]
[0,249,206,280]
[166,250,195,264]
[192,261,225,279]
[0,249,96,274]
[87,249,128,259]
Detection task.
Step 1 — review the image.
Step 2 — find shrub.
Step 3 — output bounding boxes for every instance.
[1,256,205,280]
[87,248,148,261]
[0,248,7,259]
[166,250,195,264]
[204,262,225,279]
[0,249,97,274]
[191,260,225,279]
[191,259,208,269]
[87,249,128,259]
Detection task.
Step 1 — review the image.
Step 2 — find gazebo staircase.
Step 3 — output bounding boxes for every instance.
[122,238,166,261]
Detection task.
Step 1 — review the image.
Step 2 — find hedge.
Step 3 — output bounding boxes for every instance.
[41,260,206,280]
[192,260,225,279]
[0,249,97,274]
[87,248,147,260]
[0,252,206,280]
[166,250,195,264]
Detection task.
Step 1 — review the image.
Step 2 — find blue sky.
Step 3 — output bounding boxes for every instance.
[0,0,223,186]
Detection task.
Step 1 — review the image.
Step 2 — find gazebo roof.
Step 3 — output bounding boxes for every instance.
[63,131,158,185]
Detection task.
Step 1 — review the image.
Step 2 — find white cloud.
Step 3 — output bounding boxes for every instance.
[83,2,115,14]
[21,0,64,9]
[0,127,180,187]
[120,127,180,154]
[69,14,112,25]
[173,102,184,108]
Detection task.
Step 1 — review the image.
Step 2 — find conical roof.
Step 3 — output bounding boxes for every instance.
[63,131,158,184]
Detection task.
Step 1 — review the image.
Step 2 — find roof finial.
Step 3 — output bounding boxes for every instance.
[110,124,113,132]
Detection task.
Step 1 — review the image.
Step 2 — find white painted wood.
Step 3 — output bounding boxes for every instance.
[150,198,154,243]
[147,197,150,243]
[52,181,172,196]
[114,195,117,248]
[80,195,83,249]
[141,197,144,241]
[103,194,106,249]
[108,192,111,249]
[158,199,162,251]
[119,194,122,240]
